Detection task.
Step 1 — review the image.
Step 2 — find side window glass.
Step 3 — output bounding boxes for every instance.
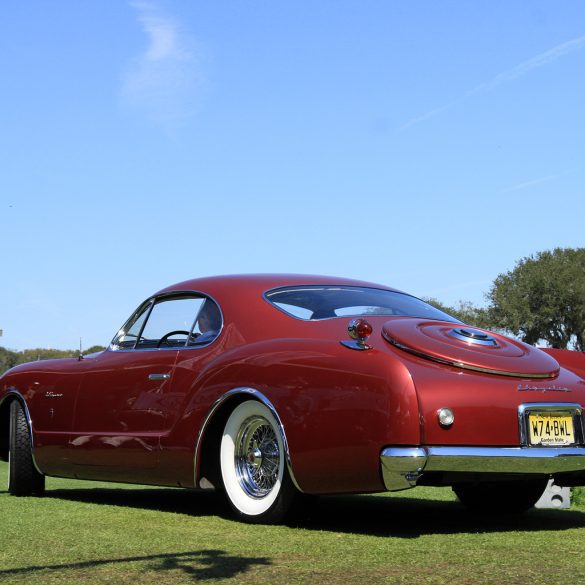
[188,299,222,346]
[137,297,205,349]
[113,301,153,349]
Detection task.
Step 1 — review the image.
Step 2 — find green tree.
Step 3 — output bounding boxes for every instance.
[424,298,492,329]
[84,345,107,354]
[487,248,585,351]
[0,345,107,375]
[0,347,18,375]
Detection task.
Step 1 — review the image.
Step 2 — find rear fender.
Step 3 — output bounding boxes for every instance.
[179,339,419,494]
[542,348,585,380]
[194,387,300,492]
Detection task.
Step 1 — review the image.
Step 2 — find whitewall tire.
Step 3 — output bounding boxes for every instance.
[220,400,296,523]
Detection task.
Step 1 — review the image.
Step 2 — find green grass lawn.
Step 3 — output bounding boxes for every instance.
[1,462,585,584]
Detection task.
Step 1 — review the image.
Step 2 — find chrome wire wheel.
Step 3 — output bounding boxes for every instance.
[220,400,292,522]
[234,415,280,498]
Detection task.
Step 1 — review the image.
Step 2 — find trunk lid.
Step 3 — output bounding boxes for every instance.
[382,318,559,379]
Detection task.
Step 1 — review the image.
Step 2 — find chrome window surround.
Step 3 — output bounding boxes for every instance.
[0,389,44,474]
[194,387,302,493]
[518,402,584,447]
[262,285,460,324]
[109,290,224,353]
[380,444,585,491]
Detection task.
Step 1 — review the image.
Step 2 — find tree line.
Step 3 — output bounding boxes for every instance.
[1,247,583,376]
[426,247,585,352]
[0,346,106,376]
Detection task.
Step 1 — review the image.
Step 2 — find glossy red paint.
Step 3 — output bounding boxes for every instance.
[383,318,560,378]
[2,274,585,503]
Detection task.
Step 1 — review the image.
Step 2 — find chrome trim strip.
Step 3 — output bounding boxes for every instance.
[380,445,585,491]
[382,331,555,379]
[340,340,372,351]
[0,389,44,474]
[148,373,171,381]
[193,387,303,492]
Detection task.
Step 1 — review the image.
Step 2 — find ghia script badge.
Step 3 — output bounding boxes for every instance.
[517,384,571,393]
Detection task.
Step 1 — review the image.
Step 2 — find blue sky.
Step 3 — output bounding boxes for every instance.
[1,1,584,350]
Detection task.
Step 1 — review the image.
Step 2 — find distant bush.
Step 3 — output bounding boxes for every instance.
[0,346,107,375]
[572,487,585,507]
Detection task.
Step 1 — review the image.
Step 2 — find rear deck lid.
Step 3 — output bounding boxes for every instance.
[382,318,559,378]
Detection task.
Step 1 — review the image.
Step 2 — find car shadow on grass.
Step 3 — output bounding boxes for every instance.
[0,549,270,581]
[294,493,585,537]
[49,485,223,517]
[46,486,585,538]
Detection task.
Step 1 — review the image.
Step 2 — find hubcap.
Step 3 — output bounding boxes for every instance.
[235,415,280,498]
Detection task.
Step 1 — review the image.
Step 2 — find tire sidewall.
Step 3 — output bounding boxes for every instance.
[8,400,20,492]
[7,399,45,496]
[220,400,286,519]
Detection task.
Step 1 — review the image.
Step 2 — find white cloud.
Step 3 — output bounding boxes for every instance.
[470,35,585,95]
[401,34,585,130]
[121,1,204,130]
[498,174,560,194]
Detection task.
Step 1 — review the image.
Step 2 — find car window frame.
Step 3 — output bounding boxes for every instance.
[263,285,460,324]
[109,290,224,352]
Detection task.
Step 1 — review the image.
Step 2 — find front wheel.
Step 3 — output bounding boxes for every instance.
[453,478,548,514]
[8,400,45,496]
[220,400,298,523]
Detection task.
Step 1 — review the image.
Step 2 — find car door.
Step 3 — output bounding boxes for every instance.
[19,360,84,475]
[70,293,206,481]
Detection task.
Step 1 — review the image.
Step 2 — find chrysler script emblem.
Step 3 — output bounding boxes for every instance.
[517,384,571,393]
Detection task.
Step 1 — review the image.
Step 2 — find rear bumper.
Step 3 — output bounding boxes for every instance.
[381,446,585,491]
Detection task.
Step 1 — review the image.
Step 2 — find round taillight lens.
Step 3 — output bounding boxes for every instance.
[348,318,373,341]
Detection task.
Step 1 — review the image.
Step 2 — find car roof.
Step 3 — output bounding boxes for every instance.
[155,274,403,298]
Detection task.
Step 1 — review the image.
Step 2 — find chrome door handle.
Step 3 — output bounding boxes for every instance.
[148,373,171,381]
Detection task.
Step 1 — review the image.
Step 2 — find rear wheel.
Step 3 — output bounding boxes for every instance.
[8,401,45,496]
[453,478,548,514]
[220,400,297,523]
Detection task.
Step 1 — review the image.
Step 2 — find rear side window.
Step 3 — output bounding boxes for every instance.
[265,286,459,323]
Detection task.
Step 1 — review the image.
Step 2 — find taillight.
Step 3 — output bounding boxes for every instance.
[341,318,373,351]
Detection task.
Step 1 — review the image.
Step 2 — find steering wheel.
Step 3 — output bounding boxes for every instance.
[157,330,190,348]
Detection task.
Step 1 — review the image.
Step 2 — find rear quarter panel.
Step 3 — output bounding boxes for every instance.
[164,336,420,494]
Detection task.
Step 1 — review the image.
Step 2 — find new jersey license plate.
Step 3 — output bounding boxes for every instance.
[528,414,575,446]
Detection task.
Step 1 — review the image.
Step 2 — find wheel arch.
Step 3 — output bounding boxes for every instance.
[0,389,34,463]
[194,387,302,492]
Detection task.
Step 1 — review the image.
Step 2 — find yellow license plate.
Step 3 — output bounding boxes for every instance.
[528,414,574,446]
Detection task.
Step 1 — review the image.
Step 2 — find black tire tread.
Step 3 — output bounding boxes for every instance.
[8,400,45,496]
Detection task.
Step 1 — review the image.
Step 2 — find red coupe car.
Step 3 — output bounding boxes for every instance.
[2,274,585,523]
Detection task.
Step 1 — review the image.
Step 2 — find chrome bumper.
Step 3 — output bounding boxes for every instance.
[381,446,585,491]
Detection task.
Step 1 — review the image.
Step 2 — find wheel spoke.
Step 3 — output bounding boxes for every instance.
[234,415,281,498]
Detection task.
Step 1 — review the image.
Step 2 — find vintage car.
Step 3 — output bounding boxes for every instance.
[2,274,585,523]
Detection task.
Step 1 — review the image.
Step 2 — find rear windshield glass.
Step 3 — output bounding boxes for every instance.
[265,286,460,322]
